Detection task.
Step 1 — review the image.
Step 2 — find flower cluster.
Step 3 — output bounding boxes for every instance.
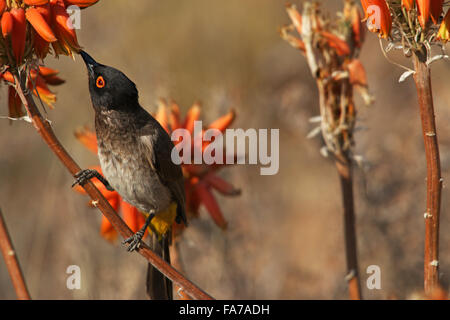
[74,100,240,242]
[360,0,449,51]
[281,0,372,157]
[1,1,98,121]
[2,65,64,118]
[0,0,98,66]
[154,99,240,232]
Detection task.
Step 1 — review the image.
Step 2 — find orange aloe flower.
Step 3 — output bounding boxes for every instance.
[402,0,415,11]
[437,9,450,42]
[360,0,392,38]
[430,0,444,25]
[154,100,240,231]
[416,0,443,27]
[361,0,446,48]
[0,0,99,66]
[1,66,64,118]
[74,100,240,241]
[417,0,431,28]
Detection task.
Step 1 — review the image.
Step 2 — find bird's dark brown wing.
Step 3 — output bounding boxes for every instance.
[138,113,187,225]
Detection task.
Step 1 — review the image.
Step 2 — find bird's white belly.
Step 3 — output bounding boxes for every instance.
[98,149,172,214]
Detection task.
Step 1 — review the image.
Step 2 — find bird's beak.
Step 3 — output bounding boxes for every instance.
[80,50,98,78]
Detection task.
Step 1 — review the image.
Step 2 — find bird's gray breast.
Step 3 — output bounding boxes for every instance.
[96,115,172,214]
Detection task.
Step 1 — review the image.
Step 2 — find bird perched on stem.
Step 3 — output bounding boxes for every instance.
[74,50,187,300]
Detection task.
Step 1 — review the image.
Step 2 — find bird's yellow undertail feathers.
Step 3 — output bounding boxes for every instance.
[142,202,177,239]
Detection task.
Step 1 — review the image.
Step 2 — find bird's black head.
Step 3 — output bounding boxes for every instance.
[80,51,139,113]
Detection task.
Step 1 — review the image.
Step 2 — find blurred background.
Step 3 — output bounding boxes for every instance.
[1,0,450,299]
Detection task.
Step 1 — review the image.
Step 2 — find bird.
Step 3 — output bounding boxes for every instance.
[73,50,187,300]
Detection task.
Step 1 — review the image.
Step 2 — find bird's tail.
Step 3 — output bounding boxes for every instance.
[146,231,173,300]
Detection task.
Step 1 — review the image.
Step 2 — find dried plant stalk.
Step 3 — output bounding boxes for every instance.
[335,156,361,300]
[281,1,372,299]
[0,208,31,300]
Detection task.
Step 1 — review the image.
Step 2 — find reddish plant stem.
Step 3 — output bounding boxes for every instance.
[335,154,361,300]
[0,208,31,300]
[13,74,213,300]
[413,52,442,295]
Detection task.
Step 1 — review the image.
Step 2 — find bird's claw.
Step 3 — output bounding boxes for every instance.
[72,169,91,187]
[72,169,114,191]
[122,231,145,252]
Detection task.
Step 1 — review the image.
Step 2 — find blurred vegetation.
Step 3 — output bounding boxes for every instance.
[0,0,449,299]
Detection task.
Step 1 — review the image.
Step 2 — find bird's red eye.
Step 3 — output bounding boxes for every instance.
[96,76,105,88]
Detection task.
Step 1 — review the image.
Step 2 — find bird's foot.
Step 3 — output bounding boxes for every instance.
[72,169,114,191]
[122,212,155,252]
[122,230,145,252]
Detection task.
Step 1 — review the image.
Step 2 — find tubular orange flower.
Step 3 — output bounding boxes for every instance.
[26,7,57,42]
[1,70,14,83]
[24,0,50,5]
[23,0,49,6]
[360,0,392,38]
[183,102,201,134]
[1,11,13,38]
[74,126,98,153]
[401,0,414,11]
[0,0,5,16]
[64,0,99,8]
[204,172,240,196]
[437,9,450,42]
[51,0,81,56]
[2,67,64,115]
[430,0,444,25]
[30,74,57,107]
[195,182,228,229]
[321,31,351,56]
[169,100,181,131]
[33,4,52,59]
[417,0,431,28]
[208,109,235,132]
[10,8,27,63]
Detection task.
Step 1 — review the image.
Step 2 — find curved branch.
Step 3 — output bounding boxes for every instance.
[0,208,31,300]
[13,73,213,300]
